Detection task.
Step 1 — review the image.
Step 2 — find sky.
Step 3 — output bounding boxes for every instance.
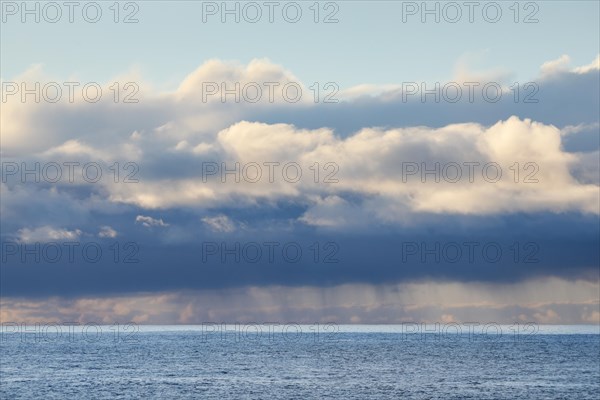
[0,0,599,325]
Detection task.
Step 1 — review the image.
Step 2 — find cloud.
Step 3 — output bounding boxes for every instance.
[298,196,371,227]
[1,278,597,325]
[541,54,600,77]
[135,215,169,228]
[573,55,600,74]
[452,50,515,84]
[15,226,82,243]
[103,117,598,217]
[98,226,118,238]
[3,55,599,160]
[202,215,236,233]
[1,57,598,307]
[581,310,600,323]
[177,58,305,104]
[540,54,572,77]
[532,309,561,324]
[2,209,598,298]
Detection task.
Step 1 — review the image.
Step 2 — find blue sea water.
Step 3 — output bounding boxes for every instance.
[1,325,599,399]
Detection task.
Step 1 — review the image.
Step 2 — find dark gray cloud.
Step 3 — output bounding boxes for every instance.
[2,209,598,298]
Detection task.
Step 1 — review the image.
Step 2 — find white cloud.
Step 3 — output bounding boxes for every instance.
[98,226,118,238]
[176,58,305,105]
[298,196,369,227]
[540,54,571,77]
[105,117,598,220]
[16,226,82,243]
[573,54,600,74]
[135,215,169,228]
[540,54,600,77]
[2,59,598,229]
[202,215,236,233]
[560,122,600,136]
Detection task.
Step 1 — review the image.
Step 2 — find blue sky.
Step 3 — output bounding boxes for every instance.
[1,1,599,324]
[2,1,599,87]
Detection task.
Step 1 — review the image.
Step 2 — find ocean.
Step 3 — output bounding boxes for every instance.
[1,325,599,399]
